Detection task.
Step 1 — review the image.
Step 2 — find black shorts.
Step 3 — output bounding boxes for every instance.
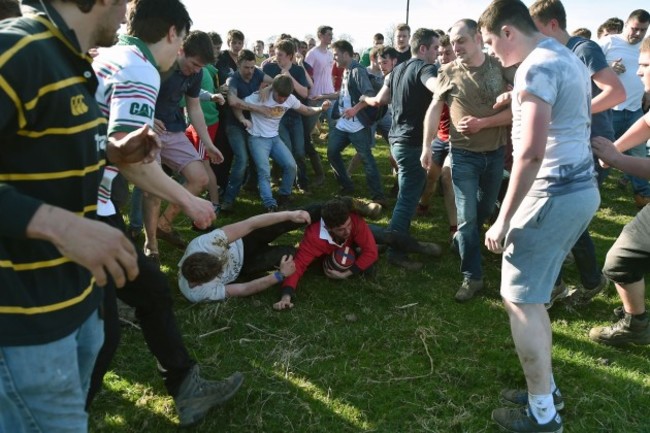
[603,205,650,284]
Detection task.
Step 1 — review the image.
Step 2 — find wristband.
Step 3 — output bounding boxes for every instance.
[274,271,285,283]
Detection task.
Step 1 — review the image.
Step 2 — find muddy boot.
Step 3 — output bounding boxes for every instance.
[340,196,382,220]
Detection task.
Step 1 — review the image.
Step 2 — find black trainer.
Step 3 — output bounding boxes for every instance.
[492,406,563,433]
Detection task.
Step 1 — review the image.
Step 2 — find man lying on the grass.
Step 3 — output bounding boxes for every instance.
[179,198,442,305]
[274,198,443,311]
[178,210,311,303]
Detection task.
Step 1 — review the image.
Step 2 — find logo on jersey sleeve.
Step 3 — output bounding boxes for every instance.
[129,102,155,119]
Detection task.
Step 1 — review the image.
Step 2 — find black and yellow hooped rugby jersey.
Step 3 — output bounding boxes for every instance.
[0,7,106,345]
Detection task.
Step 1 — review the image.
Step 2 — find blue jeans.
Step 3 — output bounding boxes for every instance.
[222,123,250,205]
[555,228,602,289]
[279,113,308,188]
[451,146,505,281]
[248,135,296,208]
[0,309,104,433]
[327,127,385,200]
[304,99,335,138]
[371,109,392,146]
[613,109,650,197]
[129,186,143,230]
[387,143,426,260]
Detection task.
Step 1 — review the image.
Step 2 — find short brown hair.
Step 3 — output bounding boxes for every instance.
[275,38,296,56]
[272,75,294,98]
[182,30,215,64]
[332,40,354,56]
[181,252,225,285]
[410,28,439,56]
[628,9,650,24]
[529,0,567,30]
[227,29,244,44]
[376,46,398,60]
[317,25,333,37]
[127,0,192,44]
[237,49,256,64]
[396,23,411,33]
[478,0,538,36]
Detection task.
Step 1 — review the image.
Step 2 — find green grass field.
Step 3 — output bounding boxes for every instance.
[89,135,650,433]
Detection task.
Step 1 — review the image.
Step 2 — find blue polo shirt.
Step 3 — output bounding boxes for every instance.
[155,62,203,132]
[225,68,265,124]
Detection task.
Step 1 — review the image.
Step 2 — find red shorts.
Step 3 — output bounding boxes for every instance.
[185,122,219,160]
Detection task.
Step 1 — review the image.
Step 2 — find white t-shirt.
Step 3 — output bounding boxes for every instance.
[177,229,244,303]
[244,91,301,138]
[598,34,644,111]
[512,37,595,196]
[306,47,335,97]
[336,69,365,133]
[93,42,160,216]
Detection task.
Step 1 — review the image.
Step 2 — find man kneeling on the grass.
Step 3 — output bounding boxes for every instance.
[178,210,311,303]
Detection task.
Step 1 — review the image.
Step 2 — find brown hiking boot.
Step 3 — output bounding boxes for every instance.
[589,312,650,346]
[455,278,483,302]
[634,194,650,209]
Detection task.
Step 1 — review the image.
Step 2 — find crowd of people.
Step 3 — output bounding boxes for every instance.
[1,0,649,431]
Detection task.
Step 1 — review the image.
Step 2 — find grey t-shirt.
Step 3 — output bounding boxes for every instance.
[512,38,595,196]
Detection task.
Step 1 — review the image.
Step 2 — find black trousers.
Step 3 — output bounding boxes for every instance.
[86,213,195,409]
[238,206,324,276]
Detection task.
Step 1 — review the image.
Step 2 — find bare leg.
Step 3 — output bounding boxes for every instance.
[615,278,646,315]
[143,192,161,254]
[159,161,209,229]
[503,299,552,395]
[203,160,219,205]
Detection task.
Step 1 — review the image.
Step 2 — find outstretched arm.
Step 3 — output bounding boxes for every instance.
[221,210,310,243]
[610,112,650,154]
[296,99,331,116]
[363,85,390,107]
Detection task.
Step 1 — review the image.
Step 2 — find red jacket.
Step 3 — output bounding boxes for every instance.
[282,213,378,296]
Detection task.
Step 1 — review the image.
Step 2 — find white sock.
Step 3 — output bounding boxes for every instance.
[528,392,556,424]
[549,374,557,393]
